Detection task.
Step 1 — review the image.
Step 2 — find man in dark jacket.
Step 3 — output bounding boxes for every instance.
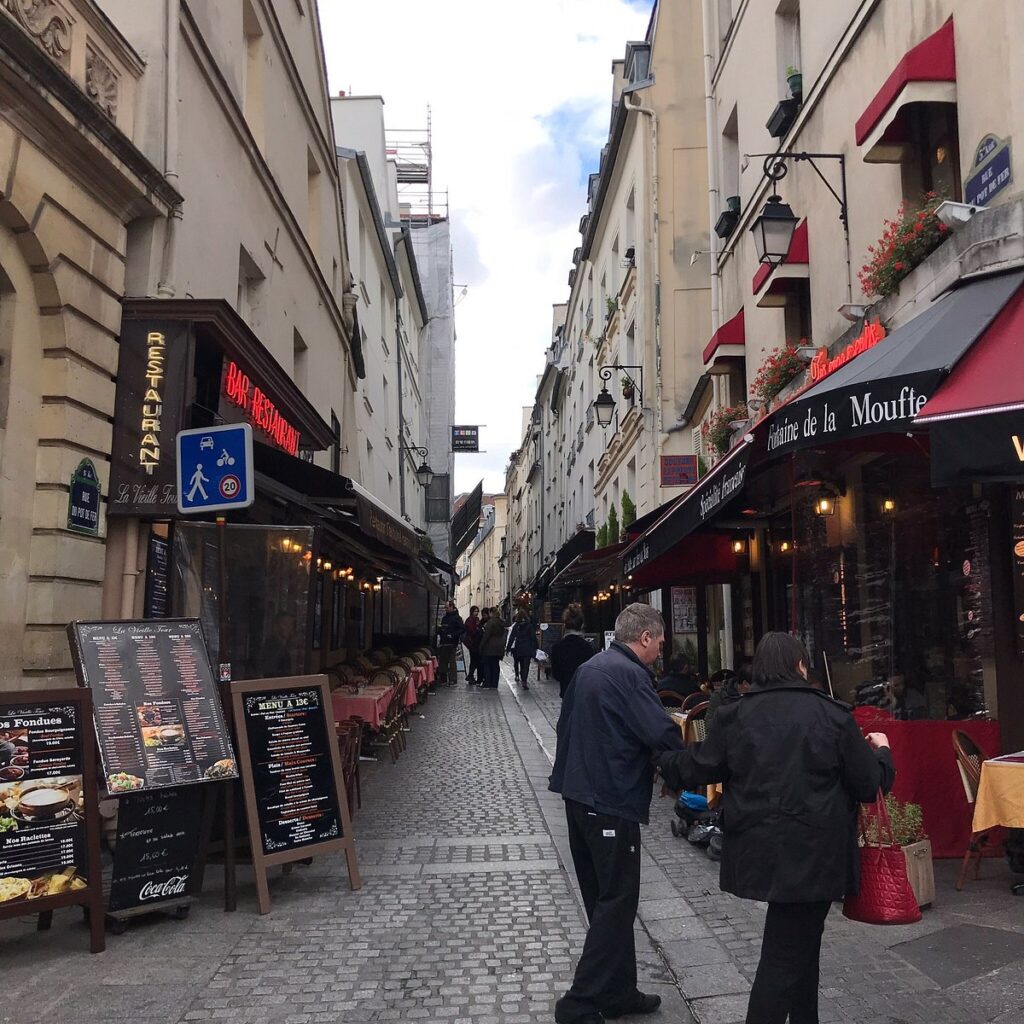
[463,606,481,684]
[438,602,464,684]
[549,603,684,1024]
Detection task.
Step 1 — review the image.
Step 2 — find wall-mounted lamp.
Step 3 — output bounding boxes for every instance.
[881,498,897,515]
[731,538,747,555]
[814,495,836,517]
[779,540,793,554]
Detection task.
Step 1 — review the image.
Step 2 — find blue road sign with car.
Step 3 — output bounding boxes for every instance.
[176,423,254,514]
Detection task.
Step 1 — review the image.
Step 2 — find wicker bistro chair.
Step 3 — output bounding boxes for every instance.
[657,689,689,709]
[369,650,390,666]
[680,690,709,713]
[682,701,711,746]
[954,729,996,890]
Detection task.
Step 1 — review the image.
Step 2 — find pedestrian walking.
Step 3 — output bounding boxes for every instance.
[656,632,894,1024]
[463,605,482,684]
[506,611,539,688]
[549,603,594,698]
[438,601,464,684]
[549,603,684,1024]
[478,606,507,689]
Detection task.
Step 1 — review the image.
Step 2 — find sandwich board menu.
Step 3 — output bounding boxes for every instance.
[107,786,203,916]
[68,620,238,793]
[0,689,104,952]
[231,675,360,913]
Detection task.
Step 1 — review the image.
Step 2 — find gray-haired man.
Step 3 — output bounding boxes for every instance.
[549,603,684,1023]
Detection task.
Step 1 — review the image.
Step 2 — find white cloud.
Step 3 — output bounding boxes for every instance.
[317,0,652,495]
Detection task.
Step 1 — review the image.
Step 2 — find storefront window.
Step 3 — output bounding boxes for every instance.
[767,453,994,720]
[172,523,313,680]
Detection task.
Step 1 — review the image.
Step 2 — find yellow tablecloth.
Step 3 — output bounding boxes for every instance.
[972,755,1024,833]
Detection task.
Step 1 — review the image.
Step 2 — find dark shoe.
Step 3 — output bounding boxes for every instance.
[554,1011,602,1024]
[522,682,529,690]
[603,992,662,1018]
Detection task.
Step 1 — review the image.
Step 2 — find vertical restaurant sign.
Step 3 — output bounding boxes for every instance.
[109,320,191,517]
[660,455,699,487]
[0,701,89,905]
[1013,488,1024,657]
[67,458,100,535]
[451,425,480,452]
[965,134,1013,207]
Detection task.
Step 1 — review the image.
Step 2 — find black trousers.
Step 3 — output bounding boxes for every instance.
[466,645,480,681]
[513,654,531,682]
[556,800,642,1019]
[746,900,831,1024]
[480,655,500,688]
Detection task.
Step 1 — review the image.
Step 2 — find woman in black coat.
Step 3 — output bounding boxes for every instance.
[549,603,594,698]
[656,633,894,1024]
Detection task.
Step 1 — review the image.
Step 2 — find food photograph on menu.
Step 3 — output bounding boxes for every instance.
[68,620,237,793]
[0,704,89,907]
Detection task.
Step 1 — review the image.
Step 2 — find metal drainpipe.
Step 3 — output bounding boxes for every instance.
[157,0,182,299]
[397,304,406,518]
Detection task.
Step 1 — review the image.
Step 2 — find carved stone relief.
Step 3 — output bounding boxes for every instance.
[85,42,117,119]
[1,0,74,67]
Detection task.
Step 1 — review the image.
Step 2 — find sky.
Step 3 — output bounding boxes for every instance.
[317,0,653,497]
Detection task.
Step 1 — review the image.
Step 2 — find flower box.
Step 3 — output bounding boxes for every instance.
[715,209,739,239]
[766,98,800,139]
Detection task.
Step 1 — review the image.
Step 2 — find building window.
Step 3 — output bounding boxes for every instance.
[357,212,367,286]
[775,0,801,99]
[242,0,264,150]
[625,187,636,257]
[783,279,812,344]
[717,0,734,48]
[293,328,308,392]
[306,147,321,259]
[426,473,450,522]
[900,103,962,203]
[330,411,341,475]
[236,246,264,327]
[721,105,739,209]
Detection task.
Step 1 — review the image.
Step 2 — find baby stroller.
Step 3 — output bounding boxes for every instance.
[671,790,718,839]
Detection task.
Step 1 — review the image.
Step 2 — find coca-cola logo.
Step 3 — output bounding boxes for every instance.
[139,875,188,900]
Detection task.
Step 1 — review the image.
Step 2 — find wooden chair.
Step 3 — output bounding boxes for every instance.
[953,729,995,890]
[657,689,688,709]
[335,719,362,815]
[381,676,409,762]
[369,650,389,666]
[683,701,711,746]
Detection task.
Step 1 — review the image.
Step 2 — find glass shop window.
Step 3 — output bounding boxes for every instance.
[173,522,313,680]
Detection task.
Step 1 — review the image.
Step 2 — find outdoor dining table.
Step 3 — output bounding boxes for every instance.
[332,684,393,729]
[972,751,1024,833]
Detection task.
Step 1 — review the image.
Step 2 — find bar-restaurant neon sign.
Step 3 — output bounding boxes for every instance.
[140,331,166,475]
[809,319,887,384]
[222,360,300,456]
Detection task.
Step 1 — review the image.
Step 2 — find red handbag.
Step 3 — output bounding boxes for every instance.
[842,792,922,925]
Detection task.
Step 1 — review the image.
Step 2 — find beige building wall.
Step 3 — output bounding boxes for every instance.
[457,496,507,616]
[0,1,178,689]
[705,0,1024,432]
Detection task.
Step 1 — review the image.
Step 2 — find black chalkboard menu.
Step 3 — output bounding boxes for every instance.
[143,534,170,619]
[108,787,202,914]
[68,620,237,793]
[241,685,341,852]
[230,675,360,913]
[0,689,105,952]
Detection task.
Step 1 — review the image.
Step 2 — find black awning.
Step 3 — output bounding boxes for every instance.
[554,528,595,574]
[551,542,630,589]
[761,270,1024,458]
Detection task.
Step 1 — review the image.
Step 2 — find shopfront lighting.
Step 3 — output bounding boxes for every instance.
[731,538,747,555]
[882,498,897,515]
[814,495,836,517]
[323,560,332,571]
[750,194,799,266]
[593,386,616,428]
[779,540,792,554]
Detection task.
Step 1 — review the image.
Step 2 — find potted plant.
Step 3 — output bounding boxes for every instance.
[715,200,740,239]
[621,377,635,402]
[865,794,934,908]
[705,402,748,457]
[786,65,803,99]
[606,297,618,319]
[751,343,807,405]
[726,195,741,213]
[859,191,951,299]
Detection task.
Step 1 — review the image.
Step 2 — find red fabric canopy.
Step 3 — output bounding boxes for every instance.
[916,283,1024,421]
[703,308,745,364]
[855,18,956,145]
[629,532,738,592]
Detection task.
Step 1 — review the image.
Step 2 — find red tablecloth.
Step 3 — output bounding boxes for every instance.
[333,685,393,729]
[403,672,419,709]
[853,709,1001,858]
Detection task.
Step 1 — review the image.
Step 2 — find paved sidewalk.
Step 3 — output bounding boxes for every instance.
[0,662,692,1024]
[511,662,1024,1024]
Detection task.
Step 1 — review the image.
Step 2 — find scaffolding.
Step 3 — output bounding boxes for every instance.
[386,106,448,227]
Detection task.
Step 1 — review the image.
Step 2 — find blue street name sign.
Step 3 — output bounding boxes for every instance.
[176,423,254,514]
[67,458,100,535]
[965,134,1013,208]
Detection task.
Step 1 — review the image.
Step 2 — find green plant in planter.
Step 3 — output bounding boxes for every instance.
[607,505,620,545]
[697,454,709,479]
[606,297,618,317]
[621,491,636,530]
[596,522,609,548]
[621,377,635,400]
[751,343,807,404]
[705,403,749,456]
[786,65,802,97]
[865,795,928,847]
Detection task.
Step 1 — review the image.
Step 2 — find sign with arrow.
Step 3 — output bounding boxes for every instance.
[176,423,254,514]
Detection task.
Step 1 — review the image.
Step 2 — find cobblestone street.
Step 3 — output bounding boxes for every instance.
[3,661,1023,1023]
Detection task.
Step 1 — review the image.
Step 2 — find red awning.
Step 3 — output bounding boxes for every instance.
[752,219,809,295]
[703,308,745,364]
[628,532,739,592]
[855,18,956,146]
[915,284,1024,422]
